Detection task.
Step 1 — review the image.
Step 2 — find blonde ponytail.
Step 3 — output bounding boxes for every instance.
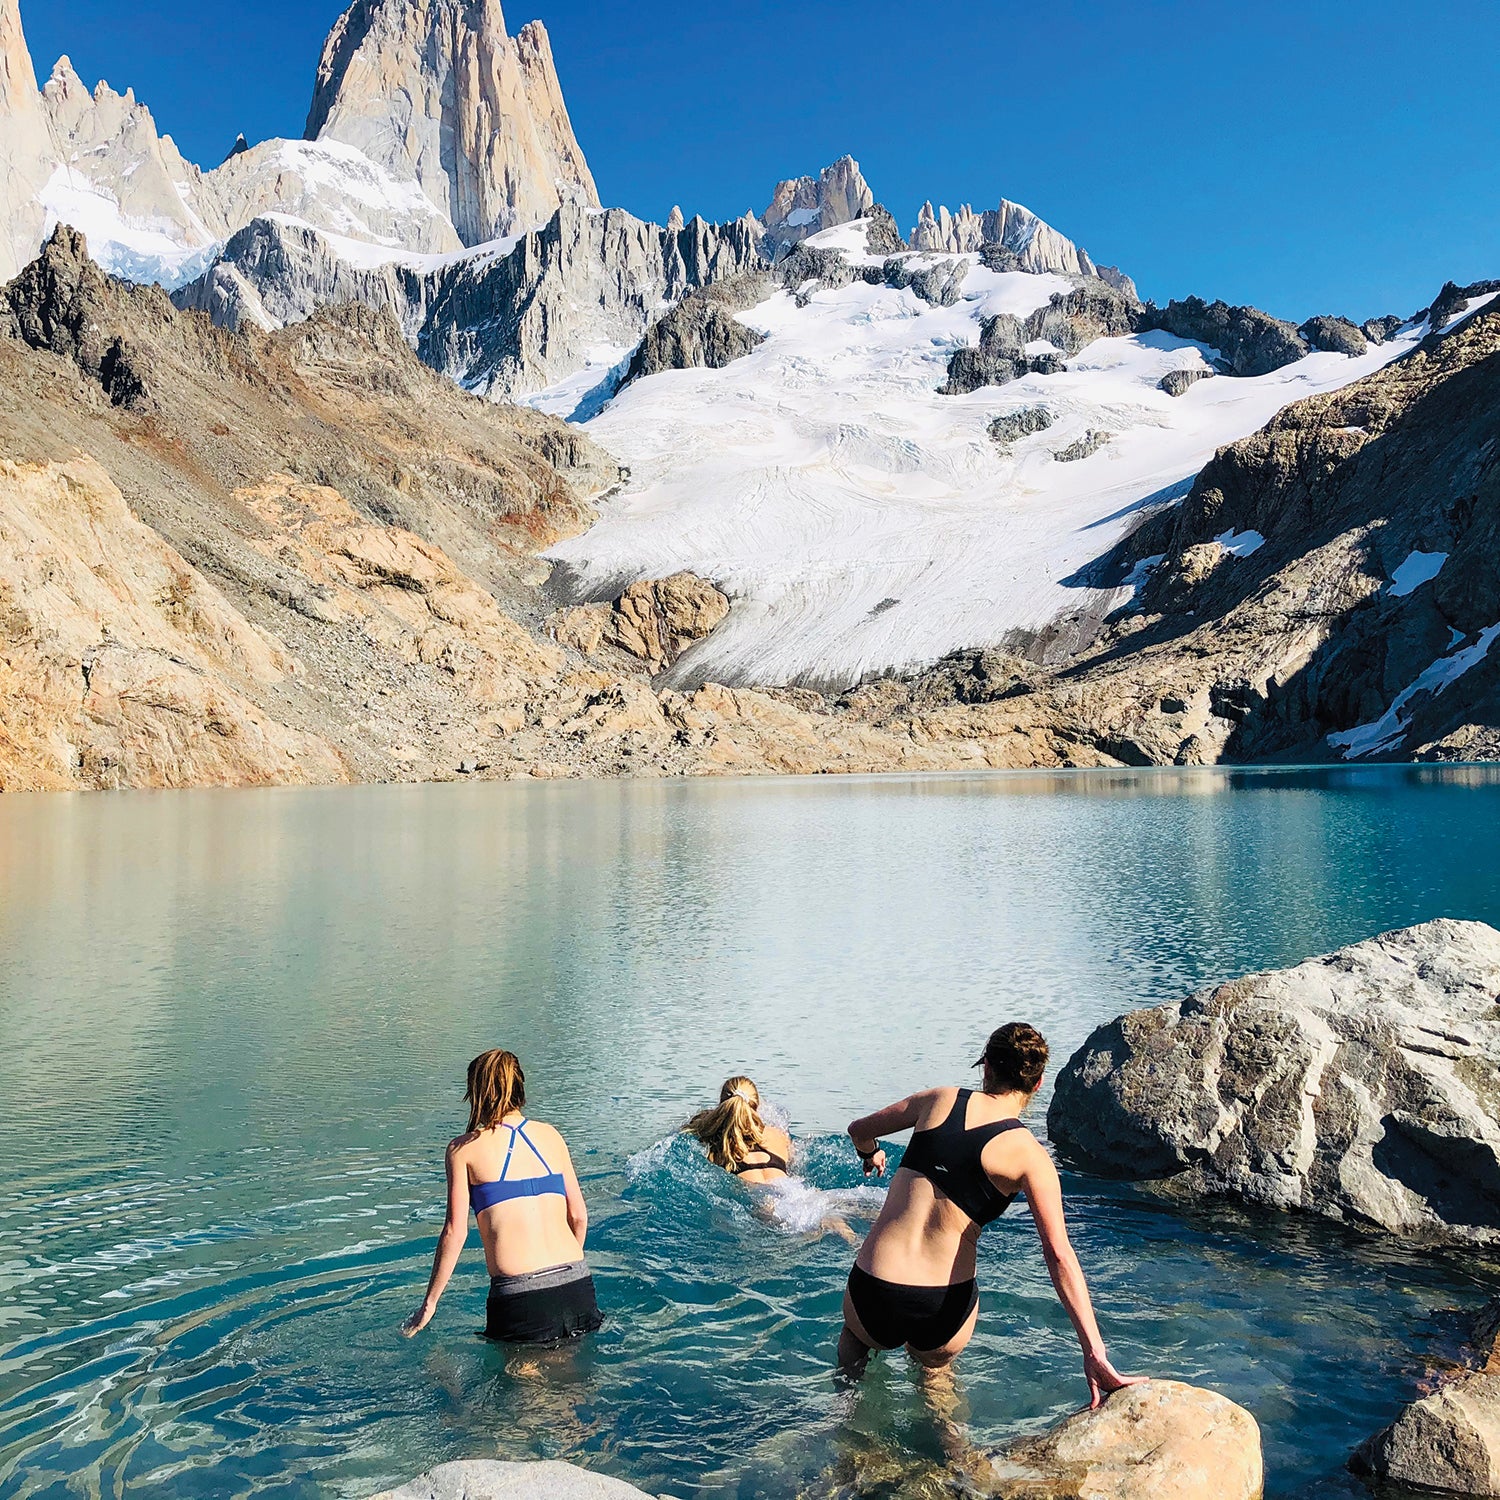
[686,1075,767,1169]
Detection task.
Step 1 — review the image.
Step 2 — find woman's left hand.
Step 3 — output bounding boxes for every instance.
[401,1302,435,1338]
[861,1148,887,1178]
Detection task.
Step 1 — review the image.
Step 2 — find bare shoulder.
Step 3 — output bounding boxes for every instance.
[765,1124,792,1152]
[524,1118,570,1154]
[914,1085,959,1127]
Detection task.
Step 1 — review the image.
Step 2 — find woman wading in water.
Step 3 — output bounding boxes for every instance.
[404,1049,603,1344]
[841,1023,1141,1405]
[688,1076,858,1244]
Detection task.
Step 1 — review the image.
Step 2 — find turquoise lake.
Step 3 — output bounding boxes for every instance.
[3,766,1500,1499]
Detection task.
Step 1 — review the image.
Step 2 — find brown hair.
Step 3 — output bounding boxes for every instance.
[685,1076,767,1170]
[465,1049,525,1132]
[976,1023,1049,1093]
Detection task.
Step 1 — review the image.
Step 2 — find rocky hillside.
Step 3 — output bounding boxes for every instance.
[839,289,1500,765]
[0,229,1085,793]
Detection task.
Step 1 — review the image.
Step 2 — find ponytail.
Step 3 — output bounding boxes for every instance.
[465,1049,525,1131]
[686,1075,767,1169]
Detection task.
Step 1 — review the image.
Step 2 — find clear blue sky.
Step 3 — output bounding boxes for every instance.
[22,0,1499,321]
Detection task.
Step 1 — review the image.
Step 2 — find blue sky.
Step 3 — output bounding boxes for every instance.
[22,0,1499,320]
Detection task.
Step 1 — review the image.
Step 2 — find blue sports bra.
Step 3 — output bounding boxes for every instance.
[469,1119,567,1213]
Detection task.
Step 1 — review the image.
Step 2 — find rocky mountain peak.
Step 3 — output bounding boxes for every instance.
[304,0,600,246]
[761,155,873,256]
[909,196,1100,280]
[0,0,39,113]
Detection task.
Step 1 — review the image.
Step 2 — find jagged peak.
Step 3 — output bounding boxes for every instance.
[305,0,599,245]
[1,0,41,112]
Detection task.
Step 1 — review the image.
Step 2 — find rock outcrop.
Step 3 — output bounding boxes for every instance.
[760,155,873,258]
[1070,293,1500,763]
[548,573,730,674]
[1138,297,1308,376]
[1049,921,1500,1243]
[942,281,1139,394]
[175,202,766,396]
[988,406,1054,450]
[371,1459,654,1500]
[978,1381,1262,1500]
[305,0,599,244]
[621,272,773,385]
[1159,367,1214,396]
[1299,314,1368,356]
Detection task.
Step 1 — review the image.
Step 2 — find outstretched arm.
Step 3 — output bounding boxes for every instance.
[847,1091,928,1178]
[1021,1143,1145,1407]
[403,1140,469,1336]
[558,1137,589,1249]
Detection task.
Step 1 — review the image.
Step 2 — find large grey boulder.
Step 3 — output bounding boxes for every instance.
[978,1380,1263,1499]
[370,1460,654,1500]
[1049,920,1500,1243]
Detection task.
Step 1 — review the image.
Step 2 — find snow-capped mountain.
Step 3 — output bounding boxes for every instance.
[3,0,1492,773]
[544,218,1441,688]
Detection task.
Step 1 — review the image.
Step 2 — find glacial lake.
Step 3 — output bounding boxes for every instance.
[4,767,1500,1500]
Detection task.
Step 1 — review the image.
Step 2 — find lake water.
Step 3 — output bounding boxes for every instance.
[3,767,1500,1500]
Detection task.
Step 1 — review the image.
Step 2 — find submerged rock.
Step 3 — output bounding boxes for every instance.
[979,1380,1262,1499]
[1352,1301,1500,1495]
[370,1459,654,1500]
[1049,920,1500,1243]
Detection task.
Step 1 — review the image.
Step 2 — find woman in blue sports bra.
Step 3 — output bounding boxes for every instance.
[403,1049,604,1344]
[840,1022,1141,1406]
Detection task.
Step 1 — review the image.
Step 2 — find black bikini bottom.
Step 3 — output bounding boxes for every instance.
[484,1260,604,1344]
[846,1263,979,1352]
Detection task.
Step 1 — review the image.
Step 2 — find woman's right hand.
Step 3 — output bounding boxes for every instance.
[401,1301,435,1338]
[861,1148,887,1178]
[1082,1346,1146,1408]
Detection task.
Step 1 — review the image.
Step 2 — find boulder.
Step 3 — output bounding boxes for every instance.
[1299,315,1368,356]
[989,407,1054,450]
[1049,921,1500,1243]
[369,1459,655,1500]
[979,1380,1262,1499]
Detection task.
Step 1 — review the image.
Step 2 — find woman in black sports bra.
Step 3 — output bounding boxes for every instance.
[840,1023,1142,1406]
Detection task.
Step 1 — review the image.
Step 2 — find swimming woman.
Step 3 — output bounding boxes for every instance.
[403,1049,603,1344]
[687,1076,858,1243]
[840,1023,1141,1406]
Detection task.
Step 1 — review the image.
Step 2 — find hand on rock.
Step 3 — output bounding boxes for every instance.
[1083,1348,1146,1409]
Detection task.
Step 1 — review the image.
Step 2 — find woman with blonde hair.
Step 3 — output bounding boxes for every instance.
[403,1048,603,1344]
[687,1076,859,1243]
[686,1076,794,1183]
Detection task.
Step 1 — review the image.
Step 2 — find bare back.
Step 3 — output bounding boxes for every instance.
[734,1124,793,1185]
[451,1115,588,1278]
[858,1087,1037,1286]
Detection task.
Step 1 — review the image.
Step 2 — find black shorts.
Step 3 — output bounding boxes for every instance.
[484,1261,604,1344]
[846,1263,978,1352]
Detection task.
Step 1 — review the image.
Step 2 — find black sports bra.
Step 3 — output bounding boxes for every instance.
[731,1146,789,1175]
[898,1088,1025,1226]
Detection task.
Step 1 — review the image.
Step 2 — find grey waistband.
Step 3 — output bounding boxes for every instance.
[489,1260,592,1295]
